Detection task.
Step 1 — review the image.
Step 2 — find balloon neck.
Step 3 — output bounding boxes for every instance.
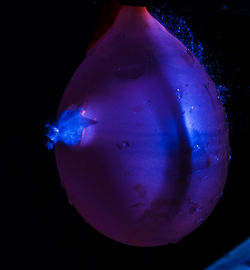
[120,5,147,12]
[113,5,151,31]
[118,5,148,19]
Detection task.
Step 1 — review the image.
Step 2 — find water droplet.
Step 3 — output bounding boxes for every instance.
[196,207,201,213]
[116,140,130,150]
[189,106,195,113]
[193,144,200,152]
[176,88,183,100]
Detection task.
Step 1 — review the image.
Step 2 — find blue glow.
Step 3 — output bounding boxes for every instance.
[150,9,230,106]
[45,106,96,149]
[205,237,250,270]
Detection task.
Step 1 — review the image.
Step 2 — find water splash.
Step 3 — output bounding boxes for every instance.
[150,9,230,106]
[45,106,96,149]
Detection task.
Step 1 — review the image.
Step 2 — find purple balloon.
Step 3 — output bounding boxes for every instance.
[55,6,230,246]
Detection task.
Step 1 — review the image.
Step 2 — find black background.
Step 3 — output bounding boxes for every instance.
[7,0,250,269]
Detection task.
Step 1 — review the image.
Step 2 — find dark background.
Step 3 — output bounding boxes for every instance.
[7,0,250,269]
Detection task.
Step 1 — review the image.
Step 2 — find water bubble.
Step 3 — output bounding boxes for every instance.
[189,106,195,113]
[217,85,230,105]
[176,88,183,100]
[193,144,201,152]
[196,207,201,213]
[116,140,130,150]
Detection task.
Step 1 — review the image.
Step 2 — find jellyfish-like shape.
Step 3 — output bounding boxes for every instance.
[55,6,230,246]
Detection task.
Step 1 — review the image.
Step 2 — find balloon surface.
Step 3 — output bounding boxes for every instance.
[55,6,230,246]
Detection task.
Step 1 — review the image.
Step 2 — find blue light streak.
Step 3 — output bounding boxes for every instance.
[204,237,250,270]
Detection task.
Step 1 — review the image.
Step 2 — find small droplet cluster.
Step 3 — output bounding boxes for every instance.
[150,9,230,106]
